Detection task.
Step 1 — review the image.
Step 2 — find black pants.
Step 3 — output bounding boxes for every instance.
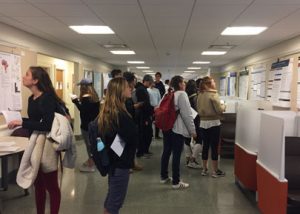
[136,121,153,156]
[201,125,220,160]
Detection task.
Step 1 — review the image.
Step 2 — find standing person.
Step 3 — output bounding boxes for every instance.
[8,66,63,214]
[148,82,161,139]
[197,76,226,178]
[160,76,196,189]
[154,72,165,98]
[185,80,202,169]
[99,78,138,214]
[123,71,143,171]
[135,75,154,158]
[164,79,170,93]
[110,69,122,78]
[71,78,100,172]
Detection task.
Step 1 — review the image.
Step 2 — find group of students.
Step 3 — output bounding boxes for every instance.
[7,66,225,214]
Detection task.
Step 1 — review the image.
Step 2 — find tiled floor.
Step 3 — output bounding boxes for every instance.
[1,138,260,214]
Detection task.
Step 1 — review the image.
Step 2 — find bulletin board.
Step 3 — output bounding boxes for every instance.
[0,51,22,111]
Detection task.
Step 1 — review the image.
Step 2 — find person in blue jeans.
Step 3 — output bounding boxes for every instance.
[98,78,138,214]
[160,76,196,189]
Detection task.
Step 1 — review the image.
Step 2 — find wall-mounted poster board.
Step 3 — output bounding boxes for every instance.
[227,72,236,96]
[219,76,227,96]
[103,73,111,90]
[250,64,266,101]
[93,71,102,98]
[267,59,293,107]
[0,52,22,111]
[84,69,93,82]
[297,59,300,109]
[238,70,249,100]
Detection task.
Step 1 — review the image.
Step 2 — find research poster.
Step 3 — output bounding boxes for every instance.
[93,71,102,98]
[250,64,266,101]
[268,59,293,107]
[0,52,22,111]
[219,76,227,96]
[227,72,236,96]
[297,60,300,109]
[238,70,249,100]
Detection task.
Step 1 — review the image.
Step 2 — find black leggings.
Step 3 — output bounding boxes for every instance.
[201,126,220,161]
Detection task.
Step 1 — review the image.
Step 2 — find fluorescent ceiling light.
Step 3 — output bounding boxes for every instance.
[110,50,135,55]
[69,25,114,34]
[127,61,144,64]
[136,66,150,69]
[147,72,155,75]
[187,67,201,69]
[201,51,227,55]
[193,61,211,64]
[142,70,153,73]
[184,70,195,73]
[221,26,267,35]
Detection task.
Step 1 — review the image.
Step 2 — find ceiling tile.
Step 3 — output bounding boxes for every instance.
[0,3,47,16]
[33,3,92,17]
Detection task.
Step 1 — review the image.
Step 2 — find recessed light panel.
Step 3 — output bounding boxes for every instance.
[69,25,114,34]
[193,61,211,64]
[110,50,135,55]
[184,70,195,73]
[136,66,150,69]
[221,26,267,35]
[201,51,227,55]
[127,61,145,64]
[187,67,201,69]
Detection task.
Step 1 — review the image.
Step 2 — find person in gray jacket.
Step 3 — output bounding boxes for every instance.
[160,75,197,189]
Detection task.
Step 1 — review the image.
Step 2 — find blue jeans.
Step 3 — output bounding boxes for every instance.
[160,130,184,185]
[104,168,130,214]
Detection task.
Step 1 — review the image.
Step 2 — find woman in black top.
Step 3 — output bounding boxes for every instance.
[8,66,63,214]
[99,77,138,214]
[72,79,100,172]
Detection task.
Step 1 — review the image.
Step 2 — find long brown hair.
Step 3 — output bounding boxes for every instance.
[79,84,99,102]
[30,66,65,104]
[98,77,129,135]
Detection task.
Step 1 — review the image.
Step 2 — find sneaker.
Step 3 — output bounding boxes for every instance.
[187,161,202,169]
[79,163,95,172]
[211,169,226,178]
[201,168,208,176]
[160,177,172,184]
[172,181,189,189]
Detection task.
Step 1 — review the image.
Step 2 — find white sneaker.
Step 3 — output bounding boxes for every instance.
[187,161,202,169]
[160,177,172,184]
[172,181,189,189]
[79,163,95,172]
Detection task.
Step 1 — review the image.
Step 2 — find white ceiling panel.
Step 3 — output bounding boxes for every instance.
[232,3,300,26]
[1,0,300,74]
[33,3,92,17]
[0,3,47,16]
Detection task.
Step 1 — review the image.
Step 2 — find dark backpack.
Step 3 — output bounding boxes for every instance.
[154,88,179,131]
[88,118,110,176]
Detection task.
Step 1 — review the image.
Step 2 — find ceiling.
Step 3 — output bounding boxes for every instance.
[1,0,300,79]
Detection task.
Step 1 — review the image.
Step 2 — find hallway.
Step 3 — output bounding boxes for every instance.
[1,138,260,214]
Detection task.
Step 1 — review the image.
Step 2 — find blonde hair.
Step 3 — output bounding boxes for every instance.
[98,77,129,135]
[200,76,214,91]
[79,85,99,102]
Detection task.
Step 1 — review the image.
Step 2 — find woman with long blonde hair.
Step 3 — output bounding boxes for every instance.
[99,77,138,214]
[72,79,100,172]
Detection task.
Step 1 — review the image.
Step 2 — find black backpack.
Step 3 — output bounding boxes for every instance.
[88,118,110,176]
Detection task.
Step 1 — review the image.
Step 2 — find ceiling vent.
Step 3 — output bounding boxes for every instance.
[208,44,236,50]
[101,44,128,49]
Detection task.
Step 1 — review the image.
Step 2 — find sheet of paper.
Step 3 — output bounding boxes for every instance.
[1,110,22,124]
[0,141,16,147]
[191,107,198,119]
[0,146,20,152]
[110,134,125,157]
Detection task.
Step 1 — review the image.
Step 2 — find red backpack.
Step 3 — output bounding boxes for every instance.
[154,89,178,131]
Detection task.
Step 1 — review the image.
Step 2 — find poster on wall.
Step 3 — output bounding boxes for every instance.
[0,52,22,111]
[268,59,293,107]
[297,59,300,109]
[84,69,93,82]
[227,72,236,96]
[249,64,266,101]
[238,70,249,100]
[219,76,227,96]
[103,73,111,90]
[93,71,102,98]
